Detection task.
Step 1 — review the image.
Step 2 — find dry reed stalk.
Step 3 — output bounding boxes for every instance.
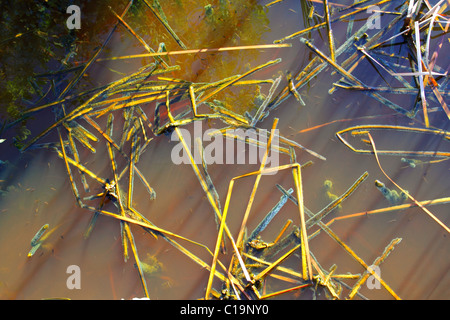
[323,0,336,62]
[141,0,187,49]
[97,44,291,62]
[327,196,450,225]
[367,132,450,233]
[109,6,169,69]
[274,0,393,43]
[259,283,311,299]
[336,125,450,158]
[348,238,402,299]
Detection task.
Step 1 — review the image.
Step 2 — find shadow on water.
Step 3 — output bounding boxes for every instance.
[0,0,449,299]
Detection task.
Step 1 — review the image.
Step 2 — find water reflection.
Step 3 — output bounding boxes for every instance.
[0,0,449,300]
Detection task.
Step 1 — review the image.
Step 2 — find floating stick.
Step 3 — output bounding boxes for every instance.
[109,6,169,68]
[414,21,430,127]
[270,1,403,111]
[119,197,232,287]
[195,136,226,252]
[329,4,410,93]
[300,37,411,116]
[120,108,134,149]
[208,128,290,155]
[96,44,291,62]
[58,1,135,99]
[198,59,282,104]
[141,0,187,49]
[336,125,450,158]
[123,222,149,299]
[66,128,90,192]
[251,242,303,284]
[327,196,450,225]
[57,128,82,207]
[367,132,450,234]
[170,125,224,227]
[205,178,235,300]
[333,83,449,96]
[22,64,168,118]
[224,118,282,296]
[235,118,280,248]
[286,72,305,106]
[83,115,125,157]
[356,47,418,89]
[259,283,311,300]
[82,203,214,253]
[265,0,284,7]
[273,219,293,244]
[259,129,326,161]
[291,154,313,281]
[346,0,358,38]
[164,92,252,297]
[161,234,227,283]
[247,188,293,243]
[27,242,43,258]
[134,166,156,200]
[274,0,392,43]
[127,132,137,210]
[280,177,400,298]
[54,148,106,185]
[196,137,222,225]
[67,122,97,154]
[348,238,402,299]
[375,180,408,205]
[306,172,369,228]
[208,101,249,125]
[323,0,336,62]
[243,252,302,280]
[27,224,59,258]
[21,62,159,151]
[83,187,108,239]
[104,112,130,262]
[316,219,400,299]
[251,75,282,126]
[426,4,450,119]
[310,258,339,299]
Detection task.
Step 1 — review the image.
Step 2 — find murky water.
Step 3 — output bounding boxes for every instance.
[0,0,449,300]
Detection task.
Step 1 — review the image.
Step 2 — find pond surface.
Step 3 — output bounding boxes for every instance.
[0,0,449,300]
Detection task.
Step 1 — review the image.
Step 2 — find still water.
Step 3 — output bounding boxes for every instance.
[0,0,449,299]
